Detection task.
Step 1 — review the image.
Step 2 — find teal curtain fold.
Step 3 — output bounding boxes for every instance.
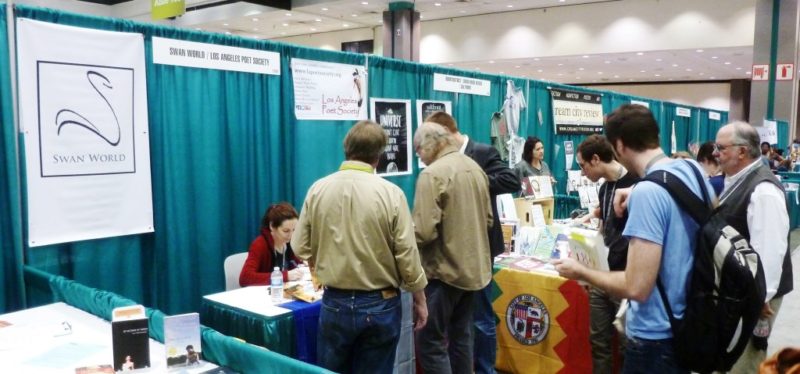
[0,4,25,314]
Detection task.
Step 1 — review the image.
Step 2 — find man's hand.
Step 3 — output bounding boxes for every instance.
[412,290,428,331]
[761,302,774,318]
[613,187,632,218]
[552,257,587,281]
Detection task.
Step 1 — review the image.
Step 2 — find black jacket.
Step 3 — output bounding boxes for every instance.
[464,139,519,257]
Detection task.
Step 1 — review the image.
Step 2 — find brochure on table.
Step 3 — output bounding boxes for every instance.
[499,223,608,274]
[111,305,150,371]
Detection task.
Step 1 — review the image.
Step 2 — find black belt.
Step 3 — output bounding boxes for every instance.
[324,286,399,296]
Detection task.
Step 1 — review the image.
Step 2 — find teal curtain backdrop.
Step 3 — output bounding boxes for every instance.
[3,4,732,314]
[0,4,25,313]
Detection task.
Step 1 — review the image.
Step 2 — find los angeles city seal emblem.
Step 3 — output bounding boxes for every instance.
[505,294,550,345]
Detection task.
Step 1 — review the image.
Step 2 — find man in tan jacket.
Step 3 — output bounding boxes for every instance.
[413,122,493,374]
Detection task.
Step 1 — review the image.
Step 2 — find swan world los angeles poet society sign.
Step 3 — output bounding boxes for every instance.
[17,19,153,246]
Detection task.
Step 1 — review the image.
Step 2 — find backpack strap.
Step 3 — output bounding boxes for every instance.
[642,160,711,224]
[645,161,712,332]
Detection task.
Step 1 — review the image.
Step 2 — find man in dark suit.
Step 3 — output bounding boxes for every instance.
[425,112,519,374]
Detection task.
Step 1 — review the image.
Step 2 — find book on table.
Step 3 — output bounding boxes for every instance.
[164,312,202,369]
[111,305,150,371]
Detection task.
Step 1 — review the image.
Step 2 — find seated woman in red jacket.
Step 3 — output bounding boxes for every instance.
[239,202,303,287]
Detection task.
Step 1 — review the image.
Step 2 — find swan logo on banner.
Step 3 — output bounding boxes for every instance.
[506,294,550,345]
[38,62,135,178]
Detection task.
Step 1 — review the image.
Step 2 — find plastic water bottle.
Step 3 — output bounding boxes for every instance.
[270,267,283,304]
[752,317,770,350]
[552,234,570,260]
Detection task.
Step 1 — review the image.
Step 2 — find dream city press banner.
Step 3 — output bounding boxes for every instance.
[370,98,412,176]
[17,19,154,246]
[291,58,368,120]
[550,88,604,135]
[493,267,592,373]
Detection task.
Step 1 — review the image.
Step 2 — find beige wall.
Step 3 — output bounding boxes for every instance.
[587,82,731,112]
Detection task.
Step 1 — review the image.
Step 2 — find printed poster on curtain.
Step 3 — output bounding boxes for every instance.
[550,88,603,135]
[291,58,367,120]
[16,18,153,247]
[415,100,452,168]
[370,98,412,176]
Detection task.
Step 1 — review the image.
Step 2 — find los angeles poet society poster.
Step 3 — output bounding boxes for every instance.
[370,98,412,177]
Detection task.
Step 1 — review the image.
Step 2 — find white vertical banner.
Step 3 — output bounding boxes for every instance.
[17,19,153,247]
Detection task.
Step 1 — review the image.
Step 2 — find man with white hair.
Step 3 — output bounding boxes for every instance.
[713,121,793,374]
[413,122,493,374]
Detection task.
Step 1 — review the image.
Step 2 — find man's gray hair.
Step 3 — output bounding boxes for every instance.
[728,121,761,159]
[414,122,456,157]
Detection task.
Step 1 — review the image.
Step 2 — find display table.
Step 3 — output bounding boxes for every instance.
[201,286,416,372]
[0,302,217,373]
[201,285,319,362]
[492,258,592,374]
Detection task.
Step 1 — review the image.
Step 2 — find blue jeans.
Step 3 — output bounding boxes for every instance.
[623,336,688,374]
[473,281,497,374]
[317,288,402,374]
[417,279,476,374]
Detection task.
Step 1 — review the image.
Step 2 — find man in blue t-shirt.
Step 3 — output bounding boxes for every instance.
[554,104,712,374]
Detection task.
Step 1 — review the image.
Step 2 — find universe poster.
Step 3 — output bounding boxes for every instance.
[370,98,412,176]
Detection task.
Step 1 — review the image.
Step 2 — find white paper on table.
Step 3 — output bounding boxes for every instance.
[203,287,292,317]
[530,204,547,227]
[530,175,553,198]
[515,226,540,256]
[496,193,518,222]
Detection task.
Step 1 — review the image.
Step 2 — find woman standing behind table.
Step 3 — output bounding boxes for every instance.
[239,202,303,287]
[513,136,555,195]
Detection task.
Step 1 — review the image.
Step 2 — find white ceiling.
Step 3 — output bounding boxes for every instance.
[156,0,755,85]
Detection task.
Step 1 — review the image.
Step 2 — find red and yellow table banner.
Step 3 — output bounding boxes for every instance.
[493,265,591,373]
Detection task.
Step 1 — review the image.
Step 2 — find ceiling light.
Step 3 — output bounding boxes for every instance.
[696,49,704,53]
[434,2,441,6]
[537,69,543,73]
[711,56,718,59]
[614,75,620,78]
[724,61,731,65]
[281,32,286,35]
[672,64,678,67]
[223,23,229,26]
[252,17,259,21]
[420,15,425,19]
[579,67,585,71]
[582,55,589,58]
[282,23,289,26]
[736,67,742,70]
[322,7,328,11]
[558,73,564,76]
[559,0,566,2]
[604,60,611,64]
[515,65,521,68]
[448,63,454,66]
[343,23,350,27]
[352,14,358,17]
[656,58,662,62]
[489,60,495,64]
[576,76,581,79]
[636,52,644,56]
[361,1,368,4]
[500,71,505,74]
[745,71,751,75]
[311,28,317,31]
[315,18,322,22]
[640,70,646,73]
[654,74,661,77]
[685,68,692,71]
[534,58,540,61]
[460,10,466,13]
[557,63,563,66]
[225,31,231,35]
[285,13,291,16]
[710,76,716,79]
[699,72,705,75]
[597,71,603,74]
[507,5,514,8]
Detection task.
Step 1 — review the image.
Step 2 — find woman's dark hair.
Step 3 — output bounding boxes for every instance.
[696,141,718,166]
[522,137,543,164]
[261,202,298,230]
